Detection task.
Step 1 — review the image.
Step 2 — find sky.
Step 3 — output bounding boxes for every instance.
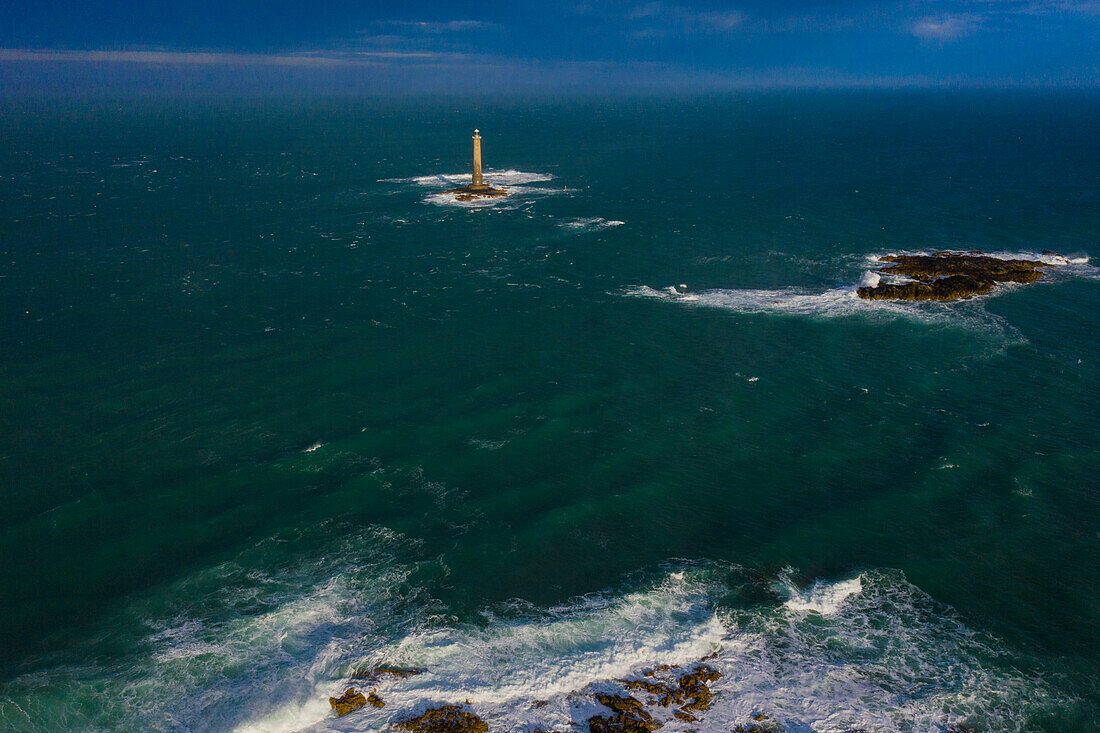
[0,0,1098,93]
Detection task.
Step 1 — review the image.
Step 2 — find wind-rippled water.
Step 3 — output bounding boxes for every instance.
[0,92,1097,732]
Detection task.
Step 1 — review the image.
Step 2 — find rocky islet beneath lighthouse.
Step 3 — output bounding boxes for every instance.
[445,129,510,201]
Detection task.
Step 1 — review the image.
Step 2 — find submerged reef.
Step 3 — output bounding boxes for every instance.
[857,252,1051,301]
[351,665,424,682]
[340,666,424,713]
[444,184,509,201]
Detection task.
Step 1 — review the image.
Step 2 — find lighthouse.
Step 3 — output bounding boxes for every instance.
[471,129,485,189]
[445,129,508,201]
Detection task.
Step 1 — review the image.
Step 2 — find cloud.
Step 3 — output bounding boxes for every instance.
[627,3,745,36]
[0,49,454,66]
[374,20,499,33]
[976,0,1100,15]
[907,0,1100,42]
[351,18,501,55]
[910,13,983,40]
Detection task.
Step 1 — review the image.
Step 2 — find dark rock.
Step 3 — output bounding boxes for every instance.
[858,275,997,301]
[445,185,509,201]
[367,691,385,708]
[351,665,424,682]
[588,694,663,733]
[641,664,679,677]
[857,252,1051,301]
[395,705,489,733]
[329,688,368,717]
[623,664,722,711]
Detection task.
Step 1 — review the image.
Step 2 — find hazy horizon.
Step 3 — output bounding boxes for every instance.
[2,1,1099,95]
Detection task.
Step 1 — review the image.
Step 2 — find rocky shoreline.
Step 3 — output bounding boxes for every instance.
[327,657,978,732]
[856,252,1054,301]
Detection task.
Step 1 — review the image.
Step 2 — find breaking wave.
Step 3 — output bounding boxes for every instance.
[0,542,1072,733]
[625,249,1095,333]
[383,170,562,208]
[624,283,948,320]
[559,217,625,231]
[781,573,863,615]
[386,170,556,187]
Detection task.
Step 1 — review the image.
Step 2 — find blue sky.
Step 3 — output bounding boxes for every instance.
[1,1,1098,92]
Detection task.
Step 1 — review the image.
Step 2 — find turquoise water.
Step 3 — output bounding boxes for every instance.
[0,92,1097,732]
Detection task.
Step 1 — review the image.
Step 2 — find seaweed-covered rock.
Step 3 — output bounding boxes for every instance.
[588,694,663,733]
[395,705,489,733]
[858,275,997,301]
[329,688,368,717]
[857,252,1051,301]
[622,664,722,711]
[676,665,722,710]
[367,691,385,708]
[351,665,424,682]
[878,253,1048,283]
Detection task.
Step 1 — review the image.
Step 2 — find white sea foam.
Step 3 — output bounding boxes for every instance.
[466,437,508,450]
[625,248,1096,335]
[624,283,923,320]
[382,169,562,208]
[313,570,1062,732]
[386,170,555,187]
[859,270,881,288]
[560,217,625,231]
[2,543,1071,733]
[782,575,862,615]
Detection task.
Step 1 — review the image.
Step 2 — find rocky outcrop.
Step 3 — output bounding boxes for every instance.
[588,694,663,733]
[622,664,722,711]
[445,185,509,202]
[395,705,490,733]
[586,663,724,733]
[857,252,1051,301]
[858,275,999,301]
[351,666,423,682]
[329,688,368,717]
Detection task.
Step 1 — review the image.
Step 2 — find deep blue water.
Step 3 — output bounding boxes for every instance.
[0,91,1097,732]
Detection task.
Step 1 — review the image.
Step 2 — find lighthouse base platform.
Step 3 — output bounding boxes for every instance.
[445,184,509,202]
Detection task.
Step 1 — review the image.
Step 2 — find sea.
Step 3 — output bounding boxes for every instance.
[0,91,1097,732]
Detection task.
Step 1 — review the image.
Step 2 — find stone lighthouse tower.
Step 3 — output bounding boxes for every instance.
[445,129,507,200]
[471,129,485,189]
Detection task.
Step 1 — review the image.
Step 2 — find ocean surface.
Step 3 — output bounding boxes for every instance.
[0,92,1097,732]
